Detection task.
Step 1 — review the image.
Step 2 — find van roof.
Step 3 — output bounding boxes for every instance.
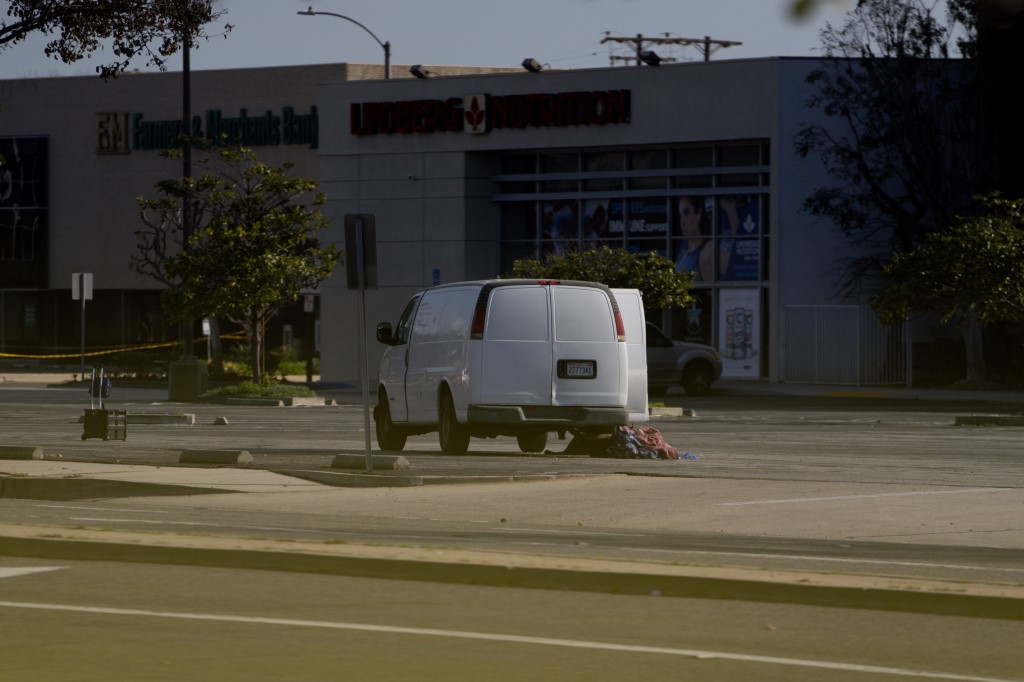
[423,279,614,291]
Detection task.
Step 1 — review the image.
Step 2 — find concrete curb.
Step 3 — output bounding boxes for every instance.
[955,415,1024,426]
[128,412,196,425]
[180,450,254,464]
[0,446,43,460]
[202,397,334,407]
[276,470,425,488]
[1,526,1022,622]
[74,412,196,426]
[331,454,410,470]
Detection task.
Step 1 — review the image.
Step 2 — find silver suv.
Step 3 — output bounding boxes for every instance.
[646,322,723,396]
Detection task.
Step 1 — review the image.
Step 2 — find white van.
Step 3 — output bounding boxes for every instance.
[611,288,650,423]
[374,279,631,454]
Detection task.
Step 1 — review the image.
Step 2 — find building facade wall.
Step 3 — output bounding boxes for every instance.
[1,56,878,387]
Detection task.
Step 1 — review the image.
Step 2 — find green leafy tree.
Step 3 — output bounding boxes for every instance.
[0,0,230,79]
[795,0,983,298]
[511,247,694,314]
[135,143,341,383]
[872,194,1024,383]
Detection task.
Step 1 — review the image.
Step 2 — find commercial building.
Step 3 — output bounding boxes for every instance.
[317,57,903,386]
[0,57,907,387]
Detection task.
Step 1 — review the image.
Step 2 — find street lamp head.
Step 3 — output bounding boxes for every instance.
[297,7,315,16]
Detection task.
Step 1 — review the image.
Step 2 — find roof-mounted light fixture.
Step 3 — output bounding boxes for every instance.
[639,50,661,66]
[410,64,432,78]
[521,58,545,73]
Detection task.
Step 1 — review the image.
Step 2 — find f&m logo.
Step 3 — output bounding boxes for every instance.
[96,112,130,154]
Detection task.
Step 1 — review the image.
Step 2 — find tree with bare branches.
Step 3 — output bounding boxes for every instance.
[0,0,230,79]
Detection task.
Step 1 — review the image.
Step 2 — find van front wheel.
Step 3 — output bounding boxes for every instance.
[375,397,407,452]
[439,393,470,455]
[517,431,548,453]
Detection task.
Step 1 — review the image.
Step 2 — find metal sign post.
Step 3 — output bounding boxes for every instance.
[344,214,378,473]
[72,273,93,377]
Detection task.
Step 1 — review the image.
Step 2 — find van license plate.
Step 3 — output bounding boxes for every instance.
[561,360,596,378]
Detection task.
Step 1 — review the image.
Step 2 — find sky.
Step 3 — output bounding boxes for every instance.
[0,0,855,80]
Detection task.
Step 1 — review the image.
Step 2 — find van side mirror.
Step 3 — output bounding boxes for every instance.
[376,322,394,345]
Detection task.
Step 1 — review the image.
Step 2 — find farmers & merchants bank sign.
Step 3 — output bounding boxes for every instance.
[350,89,631,136]
[96,106,319,154]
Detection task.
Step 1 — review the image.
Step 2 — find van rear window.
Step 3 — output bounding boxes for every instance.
[486,287,549,341]
[553,288,615,342]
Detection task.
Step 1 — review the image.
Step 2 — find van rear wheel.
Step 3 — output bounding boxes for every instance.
[375,397,407,451]
[516,431,548,454]
[439,392,470,455]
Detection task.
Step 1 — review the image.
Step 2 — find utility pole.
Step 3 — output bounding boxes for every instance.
[601,33,742,65]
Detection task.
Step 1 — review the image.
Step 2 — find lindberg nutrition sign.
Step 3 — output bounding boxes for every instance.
[349,90,631,136]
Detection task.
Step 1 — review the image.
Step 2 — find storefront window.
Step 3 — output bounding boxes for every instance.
[500,202,537,240]
[540,152,578,193]
[671,146,713,168]
[717,143,762,166]
[0,137,49,288]
[583,151,623,192]
[500,241,539,276]
[628,149,667,190]
[499,153,537,194]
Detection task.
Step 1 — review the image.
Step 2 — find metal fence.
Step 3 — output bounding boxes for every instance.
[782,305,909,386]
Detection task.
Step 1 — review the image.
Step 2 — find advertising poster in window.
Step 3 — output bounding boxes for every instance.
[626,198,668,256]
[583,199,614,248]
[717,194,760,281]
[718,288,760,378]
[541,200,578,255]
[673,195,713,282]
[671,289,712,345]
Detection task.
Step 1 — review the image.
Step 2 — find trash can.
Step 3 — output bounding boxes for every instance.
[82,408,127,441]
[81,366,127,441]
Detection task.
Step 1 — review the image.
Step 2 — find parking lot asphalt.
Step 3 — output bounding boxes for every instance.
[2,371,1023,497]
[3,372,1024,616]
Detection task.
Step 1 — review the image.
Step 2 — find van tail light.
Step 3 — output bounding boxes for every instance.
[537,279,560,285]
[470,308,486,339]
[614,311,626,342]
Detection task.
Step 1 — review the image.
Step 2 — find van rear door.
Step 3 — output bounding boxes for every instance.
[550,285,627,407]
[476,284,553,405]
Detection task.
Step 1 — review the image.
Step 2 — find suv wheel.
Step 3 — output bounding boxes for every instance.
[682,362,714,396]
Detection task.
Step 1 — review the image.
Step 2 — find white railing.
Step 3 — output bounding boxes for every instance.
[782,305,910,386]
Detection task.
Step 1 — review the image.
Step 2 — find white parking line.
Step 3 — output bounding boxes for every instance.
[717,488,1010,506]
[0,601,1016,681]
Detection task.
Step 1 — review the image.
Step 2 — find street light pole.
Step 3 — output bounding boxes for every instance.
[297,7,391,79]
